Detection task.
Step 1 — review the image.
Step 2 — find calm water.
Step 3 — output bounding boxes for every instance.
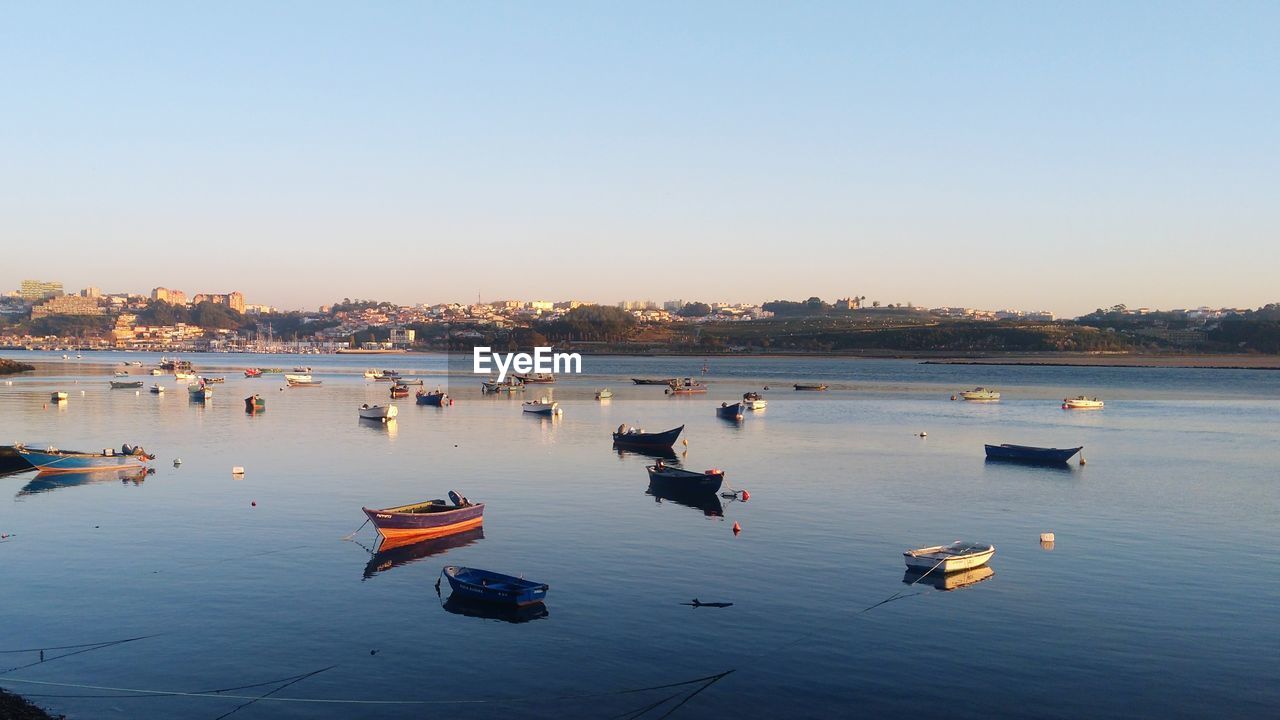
[2,352,1278,719]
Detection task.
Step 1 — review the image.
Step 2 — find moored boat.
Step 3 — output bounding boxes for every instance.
[442,565,549,607]
[284,373,312,384]
[173,371,195,380]
[481,376,524,393]
[390,385,410,399]
[645,463,725,494]
[595,388,613,400]
[199,376,225,384]
[394,378,424,386]
[188,384,213,401]
[416,388,450,406]
[984,444,1082,464]
[666,378,708,395]
[150,384,165,394]
[13,444,154,474]
[633,378,677,385]
[244,368,262,378]
[743,391,767,410]
[287,377,322,387]
[794,383,828,391]
[960,387,1000,401]
[51,391,68,401]
[110,380,144,389]
[150,368,164,376]
[359,403,398,421]
[613,424,684,449]
[522,398,561,416]
[1063,395,1104,409]
[244,394,266,413]
[716,401,745,420]
[362,490,484,542]
[514,373,555,384]
[903,541,995,573]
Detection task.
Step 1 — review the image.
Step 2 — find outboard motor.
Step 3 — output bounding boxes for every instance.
[448,489,467,507]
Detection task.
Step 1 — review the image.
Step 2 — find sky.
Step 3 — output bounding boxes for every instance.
[1,1,1276,317]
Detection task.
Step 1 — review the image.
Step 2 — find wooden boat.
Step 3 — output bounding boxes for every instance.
[742,391,767,410]
[665,378,708,394]
[632,378,677,385]
[150,368,164,376]
[903,541,995,573]
[984,444,1082,464]
[960,387,1001,401]
[292,366,312,373]
[188,385,213,401]
[613,424,684,449]
[287,378,322,387]
[13,444,153,474]
[51,391,68,401]
[394,378,424,386]
[794,383,828,391]
[482,377,524,393]
[514,373,555,384]
[390,385,410,399]
[199,376,225,384]
[244,368,262,378]
[442,566,548,607]
[110,380,144,389]
[359,403,398,421]
[284,373,312,384]
[173,371,195,380]
[522,398,561,416]
[1063,396,1104,409]
[258,367,283,374]
[645,463,725,494]
[416,389,449,406]
[595,388,613,400]
[150,384,165,394]
[362,491,484,542]
[372,369,401,382]
[244,394,266,413]
[716,401,745,420]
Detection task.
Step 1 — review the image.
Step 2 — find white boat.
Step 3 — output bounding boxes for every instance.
[743,392,767,410]
[595,388,613,400]
[51,391,68,401]
[174,371,195,380]
[284,373,312,384]
[113,370,129,377]
[363,369,380,379]
[359,403,398,421]
[959,387,1000,401]
[903,541,995,573]
[293,366,312,373]
[1063,395,1104,409]
[523,398,562,416]
[150,384,165,394]
[150,368,163,376]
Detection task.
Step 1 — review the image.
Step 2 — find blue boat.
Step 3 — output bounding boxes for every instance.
[416,389,449,406]
[646,463,725,494]
[13,444,154,474]
[612,424,684,449]
[984,444,1082,464]
[442,565,548,607]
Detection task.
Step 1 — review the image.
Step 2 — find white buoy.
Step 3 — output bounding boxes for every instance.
[232,466,245,476]
[173,458,182,466]
[919,431,927,437]
[1040,532,1055,543]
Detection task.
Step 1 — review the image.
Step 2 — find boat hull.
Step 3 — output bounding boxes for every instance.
[984,444,1082,464]
[716,402,745,419]
[443,565,548,606]
[358,405,398,421]
[612,425,684,449]
[14,448,149,474]
[904,545,995,573]
[363,502,485,542]
[416,391,448,406]
[646,466,724,494]
[794,384,827,391]
[632,378,676,385]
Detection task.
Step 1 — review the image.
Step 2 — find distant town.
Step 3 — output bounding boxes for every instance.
[1,279,1276,355]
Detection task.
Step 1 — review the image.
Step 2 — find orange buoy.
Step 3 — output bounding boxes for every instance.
[732,521,741,535]
[741,490,750,501]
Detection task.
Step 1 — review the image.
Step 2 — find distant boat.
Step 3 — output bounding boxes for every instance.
[613,424,684,449]
[363,369,379,379]
[595,388,613,400]
[51,391,68,401]
[174,371,195,380]
[244,394,265,413]
[188,385,213,401]
[110,380,143,389]
[359,403,398,421]
[632,378,677,385]
[372,369,401,382]
[482,377,524,393]
[416,388,449,406]
[984,444,1082,464]
[287,378,322,387]
[113,370,129,377]
[794,383,828,391]
[200,376,225,384]
[514,373,555,384]
[645,463,725,494]
[716,401,745,420]
[522,398,561,416]
[258,367,283,374]
[742,391,767,410]
[150,368,164,376]
[1063,396,1104,409]
[395,378,424,386]
[13,444,153,474]
[390,385,410,399]
[362,490,484,542]
[284,373,312,384]
[960,387,1000,401]
[903,541,995,573]
[244,368,262,378]
[292,366,312,373]
[665,378,707,395]
[150,384,165,394]
[442,566,549,607]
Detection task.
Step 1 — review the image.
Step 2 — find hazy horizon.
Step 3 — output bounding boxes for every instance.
[3,2,1276,317]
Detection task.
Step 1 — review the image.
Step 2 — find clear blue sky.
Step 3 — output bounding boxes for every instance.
[2,1,1276,316]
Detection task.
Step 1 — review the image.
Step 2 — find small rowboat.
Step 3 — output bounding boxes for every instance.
[110,380,144,389]
[362,491,484,542]
[359,403,398,421]
[173,372,195,380]
[794,383,827,391]
[523,398,561,416]
[416,389,449,406]
[188,385,213,401]
[716,401,745,420]
[244,368,262,378]
[742,392,767,410]
[595,388,613,400]
[1063,396,1104,409]
[244,394,265,413]
[984,444,1082,464]
[960,387,1000,401]
[287,378,322,387]
[665,378,707,394]
[14,444,154,474]
[284,373,312,384]
[395,378,424,386]
[442,566,548,607]
[150,368,164,376]
[51,391,68,401]
[390,385,410,399]
[632,378,676,385]
[199,376,225,384]
[514,373,555,384]
[150,384,165,394]
[646,464,725,494]
[482,377,524,393]
[903,541,995,573]
[613,424,684,449]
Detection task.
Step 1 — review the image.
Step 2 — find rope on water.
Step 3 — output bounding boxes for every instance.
[0,635,160,676]
[212,665,335,720]
[341,518,369,541]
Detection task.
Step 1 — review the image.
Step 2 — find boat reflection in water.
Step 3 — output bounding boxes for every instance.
[902,565,994,591]
[363,527,485,580]
[614,444,679,462]
[645,481,724,517]
[358,417,399,437]
[442,595,549,624]
[19,467,154,496]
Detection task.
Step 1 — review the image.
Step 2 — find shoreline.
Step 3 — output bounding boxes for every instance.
[0,688,60,720]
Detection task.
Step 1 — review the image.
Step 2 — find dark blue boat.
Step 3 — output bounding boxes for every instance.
[646,464,725,494]
[612,424,684,449]
[443,566,548,607]
[984,444,1082,464]
[416,389,449,406]
[716,401,745,420]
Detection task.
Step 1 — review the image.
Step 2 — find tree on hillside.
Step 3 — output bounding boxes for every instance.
[678,302,712,317]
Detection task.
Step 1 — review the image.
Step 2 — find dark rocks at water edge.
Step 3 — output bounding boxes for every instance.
[0,357,35,374]
[0,688,62,719]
